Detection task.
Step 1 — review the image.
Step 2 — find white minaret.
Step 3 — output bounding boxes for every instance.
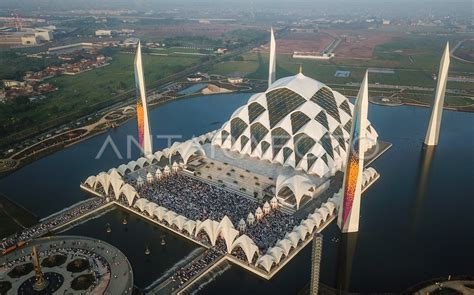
[338,71,369,233]
[424,42,450,146]
[268,27,276,88]
[134,41,153,155]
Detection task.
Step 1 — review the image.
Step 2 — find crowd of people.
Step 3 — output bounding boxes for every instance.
[128,174,259,226]
[124,172,303,251]
[0,198,106,251]
[246,210,299,251]
[170,248,222,287]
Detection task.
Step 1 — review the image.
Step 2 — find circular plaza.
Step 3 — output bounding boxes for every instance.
[0,235,133,294]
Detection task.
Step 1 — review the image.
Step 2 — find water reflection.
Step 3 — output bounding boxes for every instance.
[335,232,359,293]
[411,146,436,232]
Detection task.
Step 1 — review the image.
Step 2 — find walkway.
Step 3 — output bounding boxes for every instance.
[147,249,224,295]
[1,198,113,252]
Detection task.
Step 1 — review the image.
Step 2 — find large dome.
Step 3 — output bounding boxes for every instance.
[212,73,378,177]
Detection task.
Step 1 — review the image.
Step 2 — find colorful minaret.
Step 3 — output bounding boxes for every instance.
[424,42,450,146]
[268,27,276,88]
[135,41,153,155]
[337,71,369,233]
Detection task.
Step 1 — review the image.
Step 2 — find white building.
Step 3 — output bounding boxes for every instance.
[227,77,243,84]
[24,28,53,41]
[211,73,378,179]
[96,30,112,37]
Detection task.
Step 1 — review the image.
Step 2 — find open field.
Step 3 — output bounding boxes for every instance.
[453,39,474,62]
[270,31,334,54]
[333,30,399,58]
[209,49,473,107]
[374,35,472,71]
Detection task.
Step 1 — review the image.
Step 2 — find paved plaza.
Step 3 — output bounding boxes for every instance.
[0,236,133,294]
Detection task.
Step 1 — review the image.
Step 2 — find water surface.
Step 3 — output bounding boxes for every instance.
[1,93,473,292]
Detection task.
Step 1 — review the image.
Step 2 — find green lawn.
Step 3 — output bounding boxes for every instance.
[208,50,473,107]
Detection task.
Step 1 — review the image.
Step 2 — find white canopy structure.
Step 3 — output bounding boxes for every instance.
[164,210,178,226]
[301,219,316,234]
[362,167,378,187]
[184,220,196,235]
[173,215,188,231]
[168,139,206,164]
[308,212,324,228]
[117,164,131,176]
[316,207,330,222]
[285,232,301,247]
[217,216,240,253]
[195,216,239,251]
[323,201,336,216]
[256,255,275,273]
[137,157,150,169]
[276,239,293,257]
[153,206,168,221]
[144,202,158,216]
[292,225,309,241]
[267,246,285,264]
[84,176,96,188]
[117,184,139,206]
[134,198,149,212]
[230,235,259,264]
[195,219,220,246]
[154,150,168,162]
[276,173,314,209]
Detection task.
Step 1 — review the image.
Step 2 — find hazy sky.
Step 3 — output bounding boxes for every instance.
[0,0,471,14]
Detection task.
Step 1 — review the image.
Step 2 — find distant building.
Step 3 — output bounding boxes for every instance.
[3,80,26,88]
[187,75,203,82]
[95,30,112,37]
[123,38,139,47]
[227,77,243,84]
[24,28,53,41]
[215,48,227,55]
[383,19,391,25]
[0,32,37,46]
[293,51,335,60]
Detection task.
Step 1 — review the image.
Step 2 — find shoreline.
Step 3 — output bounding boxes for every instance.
[0,89,255,179]
[1,89,472,179]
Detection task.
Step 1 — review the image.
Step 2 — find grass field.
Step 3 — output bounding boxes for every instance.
[209,48,473,107]
[0,50,201,145]
[373,35,473,72]
[210,52,436,85]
